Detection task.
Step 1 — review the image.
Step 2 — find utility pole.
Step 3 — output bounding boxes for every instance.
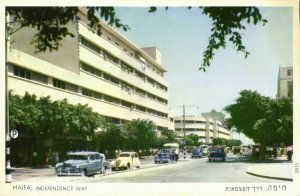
[170,104,199,141]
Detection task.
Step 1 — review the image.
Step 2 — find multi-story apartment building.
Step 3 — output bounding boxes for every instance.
[277,66,293,98]
[174,115,230,144]
[7,8,170,133]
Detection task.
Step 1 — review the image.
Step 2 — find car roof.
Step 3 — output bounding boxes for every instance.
[120,152,136,154]
[68,151,103,156]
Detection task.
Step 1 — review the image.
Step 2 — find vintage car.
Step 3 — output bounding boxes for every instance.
[110,152,141,171]
[191,148,203,158]
[208,146,226,162]
[55,151,110,176]
[154,148,176,163]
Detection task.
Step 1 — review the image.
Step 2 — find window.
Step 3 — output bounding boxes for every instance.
[121,100,134,109]
[13,65,48,84]
[147,93,156,100]
[104,95,119,105]
[287,69,293,76]
[136,105,146,112]
[80,37,101,54]
[135,70,146,80]
[13,66,31,79]
[82,89,93,97]
[81,62,102,77]
[53,79,66,89]
[136,88,146,96]
[103,73,120,85]
[104,51,118,64]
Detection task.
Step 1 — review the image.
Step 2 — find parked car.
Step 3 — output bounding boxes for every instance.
[154,148,176,163]
[191,148,203,158]
[55,151,109,176]
[208,146,226,162]
[111,152,141,171]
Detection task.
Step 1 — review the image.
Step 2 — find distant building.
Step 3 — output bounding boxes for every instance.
[174,115,230,144]
[201,109,225,123]
[277,66,293,98]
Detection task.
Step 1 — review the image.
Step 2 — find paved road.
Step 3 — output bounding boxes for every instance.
[77,153,286,183]
[12,153,290,183]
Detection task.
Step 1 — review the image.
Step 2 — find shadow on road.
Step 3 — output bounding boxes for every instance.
[210,153,292,164]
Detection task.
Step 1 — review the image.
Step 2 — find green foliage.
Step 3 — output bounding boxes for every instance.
[200,7,267,71]
[226,139,242,148]
[6,7,129,53]
[9,91,101,143]
[212,138,227,146]
[160,128,177,143]
[186,134,201,146]
[123,119,156,152]
[6,7,266,72]
[224,90,293,145]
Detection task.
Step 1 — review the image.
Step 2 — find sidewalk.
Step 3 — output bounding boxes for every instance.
[246,156,293,181]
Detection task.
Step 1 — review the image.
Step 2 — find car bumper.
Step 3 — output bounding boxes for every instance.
[208,157,225,161]
[155,159,172,163]
[56,167,82,176]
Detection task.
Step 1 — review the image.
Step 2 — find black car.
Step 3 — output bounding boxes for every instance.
[191,148,203,158]
[208,147,226,162]
[154,148,176,163]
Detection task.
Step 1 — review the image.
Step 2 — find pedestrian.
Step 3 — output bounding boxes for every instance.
[287,145,293,161]
[175,148,179,162]
[273,146,277,159]
[255,147,259,161]
[32,151,38,168]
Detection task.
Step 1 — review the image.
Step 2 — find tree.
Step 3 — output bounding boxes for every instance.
[224,90,293,158]
[123,119,156,152]
[6,6,267,71]
[9,91,102,166]
[160,128,177,143]
[97,117,127,157]
[186,134,201,146]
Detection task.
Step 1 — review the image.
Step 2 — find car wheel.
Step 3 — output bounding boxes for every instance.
[80,169,87,177]
[208,159,211,162]
[112,167,116,171]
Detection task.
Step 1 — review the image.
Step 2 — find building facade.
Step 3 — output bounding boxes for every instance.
[174,115,230,144]
[276,66,293,98]
[7,8,170,132]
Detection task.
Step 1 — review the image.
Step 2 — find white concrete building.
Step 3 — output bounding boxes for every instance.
[174,115,230,144]
[7,8,170,132]
[277,66,293,98]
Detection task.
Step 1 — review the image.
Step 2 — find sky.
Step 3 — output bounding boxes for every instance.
[113,7,293,117]
[112,7,293,144]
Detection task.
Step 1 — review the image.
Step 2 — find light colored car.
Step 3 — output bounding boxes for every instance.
[55,151,109,176]
[111,152,141,171]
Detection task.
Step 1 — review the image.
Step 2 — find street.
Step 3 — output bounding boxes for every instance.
[12,152,291,183]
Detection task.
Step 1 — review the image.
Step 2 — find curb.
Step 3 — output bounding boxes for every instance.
[246,171,293,182]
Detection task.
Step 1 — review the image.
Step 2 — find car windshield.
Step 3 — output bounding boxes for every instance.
[119,153,130,157]
[161,149,172,153]
[67,154,88,160]
[210,148,223,153]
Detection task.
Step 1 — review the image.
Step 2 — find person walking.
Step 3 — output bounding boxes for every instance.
[255,147,259,161]
[175,148,179,162]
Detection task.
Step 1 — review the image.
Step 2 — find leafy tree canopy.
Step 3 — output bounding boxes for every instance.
[224,90,292,145]
[6,6,267,71]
